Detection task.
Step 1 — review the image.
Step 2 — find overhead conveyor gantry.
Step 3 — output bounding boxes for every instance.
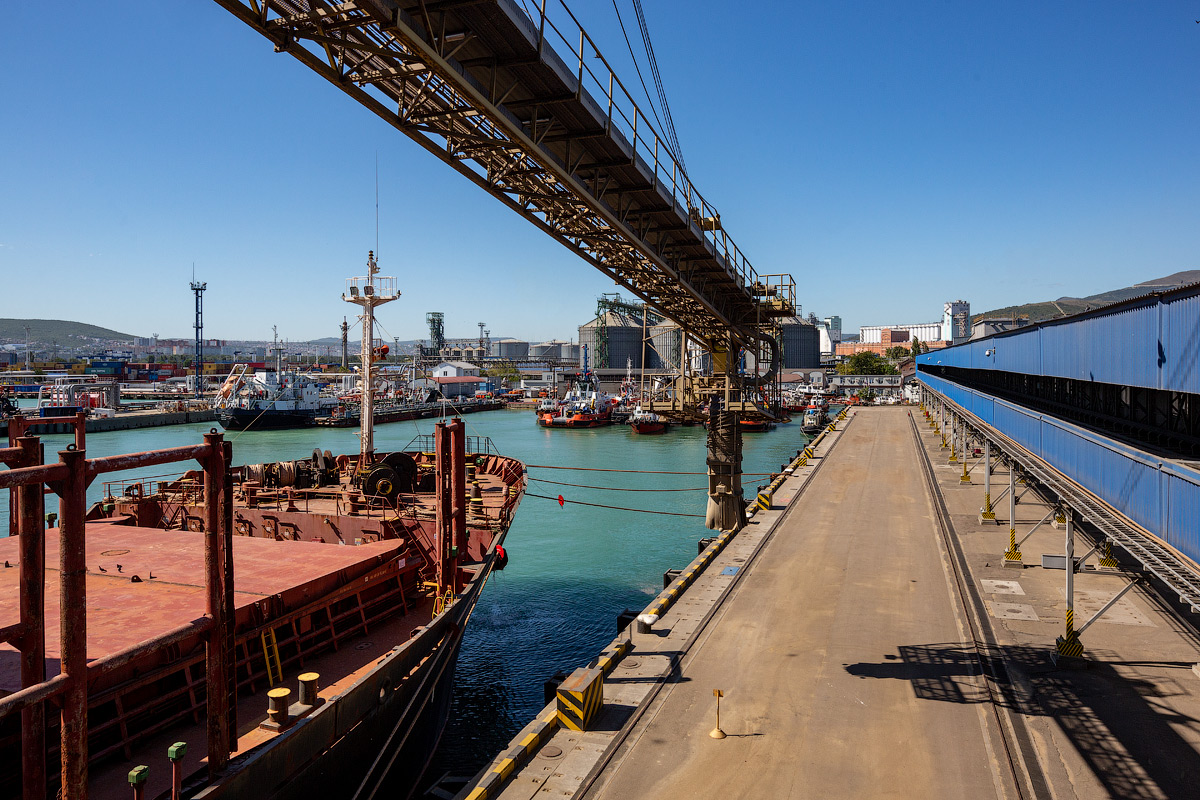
[213,0,794,415]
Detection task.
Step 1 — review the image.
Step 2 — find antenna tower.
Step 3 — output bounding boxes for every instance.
[477,322,486,349]
[344,251,399,465]
[341,317,350,368]
[190,276,207,399]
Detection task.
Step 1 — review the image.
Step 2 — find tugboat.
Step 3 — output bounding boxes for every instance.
[536,372,614,428]
[628,405,669,435]
[801,406,823,434]
[0,252,528,800]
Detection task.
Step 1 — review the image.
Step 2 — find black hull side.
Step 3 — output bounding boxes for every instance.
[217,409,318,430]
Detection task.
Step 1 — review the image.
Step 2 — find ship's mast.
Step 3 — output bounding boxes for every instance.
[343,251,399,467]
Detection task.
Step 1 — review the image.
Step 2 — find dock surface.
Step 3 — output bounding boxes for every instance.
[470,406,1200,799]
[586,407,1002,798]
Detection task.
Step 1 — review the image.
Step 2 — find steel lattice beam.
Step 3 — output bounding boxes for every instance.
[211,0,794,353]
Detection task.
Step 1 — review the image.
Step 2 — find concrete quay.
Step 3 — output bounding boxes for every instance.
[460,406,1200,800]
[1,406,217,437]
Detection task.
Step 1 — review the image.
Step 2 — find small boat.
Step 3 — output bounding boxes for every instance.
[801,407,823,434]
[214,358,337,431]
[536,374,614,428]
[629,406,669,435]
[739,419,774,433]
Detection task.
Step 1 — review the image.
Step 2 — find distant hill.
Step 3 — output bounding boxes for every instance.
[0,318,136,343]
[974,270,1200,323]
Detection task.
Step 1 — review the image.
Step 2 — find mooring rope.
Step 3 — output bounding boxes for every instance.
[526,464,777,476]
[528,476,707,492]
[525,492,705,518]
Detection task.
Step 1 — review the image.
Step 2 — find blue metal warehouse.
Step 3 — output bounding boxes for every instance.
[917,282,1200,566]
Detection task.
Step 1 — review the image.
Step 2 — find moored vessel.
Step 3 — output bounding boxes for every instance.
[536,373,614,429]
[0,252,527,800]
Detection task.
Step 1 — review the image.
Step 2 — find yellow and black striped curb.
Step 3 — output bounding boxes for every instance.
[463,706,559,800]
[556,666,604,731]
[591,638,632,676]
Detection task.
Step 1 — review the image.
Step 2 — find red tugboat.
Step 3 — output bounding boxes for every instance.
[536,373,614,429]
[628,406,669,435]
[0,253,526,800]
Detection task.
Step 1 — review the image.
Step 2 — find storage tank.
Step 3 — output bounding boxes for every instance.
[492,339,529,359]
[530,341,561,359]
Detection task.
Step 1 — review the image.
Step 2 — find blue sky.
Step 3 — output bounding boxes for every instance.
[2,1,1196,343]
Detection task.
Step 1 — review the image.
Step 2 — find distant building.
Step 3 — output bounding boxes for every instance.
[432,361,480,378]
[779,318,822,369]
[859,322,943,344]
[836,340,947,357]
[970,317,1031,340]
[943,300,971,344]
[433,375,483,398]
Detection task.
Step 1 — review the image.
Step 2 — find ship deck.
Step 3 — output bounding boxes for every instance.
[0,525,436,799]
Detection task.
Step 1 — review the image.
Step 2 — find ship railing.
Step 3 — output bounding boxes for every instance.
[403,433,501,457]
[0,430,238,798]
[100,472,205,506]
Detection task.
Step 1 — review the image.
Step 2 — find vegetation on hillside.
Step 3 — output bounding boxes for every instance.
[0,318,135,342]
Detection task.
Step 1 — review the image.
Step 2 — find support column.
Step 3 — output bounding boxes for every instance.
[948,413,958,462]
[1055,509,1086,663]
[17,436,46,800]
[704,399,746,533]
[57,448,88,800]
[979,440,996,522]
[1004,464,1022,568]
[204,431,233,776]
[448,418,466,592]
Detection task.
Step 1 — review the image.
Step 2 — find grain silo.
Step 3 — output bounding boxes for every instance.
[578,310,648,369]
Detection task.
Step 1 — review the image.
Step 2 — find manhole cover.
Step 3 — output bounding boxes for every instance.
[101,549,130,556]
[355,642,375,650]
[540,745,563,759]
[622,660,641,669]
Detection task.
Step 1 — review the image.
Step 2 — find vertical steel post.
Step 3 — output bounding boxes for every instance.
[433,421,453,595]
[58,447,88,800]
[980,440,995,520]
[204,432,231,775]
[1004,464,1021,566]
[449,418,466,591]
[17,436,46,800]
[1055,509,1085,659]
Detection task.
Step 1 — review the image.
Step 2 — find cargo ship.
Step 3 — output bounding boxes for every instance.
[0,253,527,800]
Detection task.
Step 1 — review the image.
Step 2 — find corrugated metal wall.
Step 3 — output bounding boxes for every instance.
[917,283,1200,394]
[919,371,1200,565]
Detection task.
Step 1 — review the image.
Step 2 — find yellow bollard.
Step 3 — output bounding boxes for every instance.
[709,689,726,739]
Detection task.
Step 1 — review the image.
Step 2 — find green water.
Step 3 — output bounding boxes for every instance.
[1,409,816,776]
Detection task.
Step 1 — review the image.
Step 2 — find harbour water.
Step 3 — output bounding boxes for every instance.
[0,408,815,785]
